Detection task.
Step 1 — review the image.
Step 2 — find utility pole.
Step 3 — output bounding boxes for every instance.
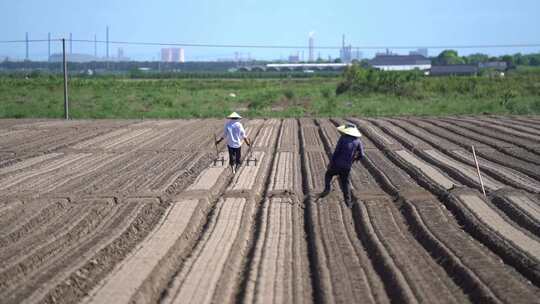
[106,26,110,70]
[25,32,29,60]
[94,34,97,57]
[48,33,51,61]
[62,38,69,120]
[106,26,109,59]
[69,33,73,54]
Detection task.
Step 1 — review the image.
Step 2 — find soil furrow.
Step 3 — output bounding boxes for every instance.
[83,199,210,304]
[368,119,506,192]
[446,117,540,147]
[162,198,254,304]
[83,135,237,304]
[353,127,540,303]
[425,118,540,165]
[499,116,540,131]
[354,118,540,287]
[0,199,119,302]
[318,119,469,304]
[242,197,311,304]
[475,117,540,137]
[400,118,540,181]
[299,119,390,304]
[242,118,310,304]
[490,190,540,237]
[35,198,165,304]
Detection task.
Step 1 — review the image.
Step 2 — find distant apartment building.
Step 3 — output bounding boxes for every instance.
[409,48,428,57]
[288,54,300,63]
[161,48,185,63]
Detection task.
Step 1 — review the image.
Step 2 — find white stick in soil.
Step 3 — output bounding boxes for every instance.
[472,145,487,197]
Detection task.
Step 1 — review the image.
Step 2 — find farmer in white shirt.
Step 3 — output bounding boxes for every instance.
[215,112,251,174]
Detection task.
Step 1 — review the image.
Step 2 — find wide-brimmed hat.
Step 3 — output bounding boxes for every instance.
[337,124,362,137]
[227,112,242,119]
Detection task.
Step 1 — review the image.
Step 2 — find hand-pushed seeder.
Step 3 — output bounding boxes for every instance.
[244,143,258,166]
[212,134,225,166]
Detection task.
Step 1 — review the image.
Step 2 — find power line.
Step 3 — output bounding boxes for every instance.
[0,39,61,43]
[1,38,540,50]
[68,40,540,50]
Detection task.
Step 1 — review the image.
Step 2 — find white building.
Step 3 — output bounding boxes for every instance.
[370,54,431,71]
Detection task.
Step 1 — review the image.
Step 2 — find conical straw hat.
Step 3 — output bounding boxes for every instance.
[227,112,242,119]
[337,124,362,137]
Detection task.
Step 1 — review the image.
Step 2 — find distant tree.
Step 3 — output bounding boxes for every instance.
[433,50,465,65]
[359,59,370,68]
[501,55,514,67]
[333,58,342,63]
[513,53,528,65]
[530,55,540,66]
[465,53,489,64]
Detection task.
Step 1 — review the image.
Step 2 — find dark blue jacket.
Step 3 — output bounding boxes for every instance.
[330,135,364,170]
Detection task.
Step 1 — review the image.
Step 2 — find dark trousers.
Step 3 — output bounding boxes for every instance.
[324,166,351,202]
[227,146,241,167]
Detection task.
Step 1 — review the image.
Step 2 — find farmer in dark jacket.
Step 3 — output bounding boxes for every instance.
[320,124,364,208]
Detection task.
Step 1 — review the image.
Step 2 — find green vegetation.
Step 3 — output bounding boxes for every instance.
[0,66,539,119]
[432,50,540,66]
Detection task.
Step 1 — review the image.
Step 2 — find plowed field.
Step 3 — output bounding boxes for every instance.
[1,116,539,304]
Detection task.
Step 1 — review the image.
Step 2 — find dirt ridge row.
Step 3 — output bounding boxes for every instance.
[354,118,540,289]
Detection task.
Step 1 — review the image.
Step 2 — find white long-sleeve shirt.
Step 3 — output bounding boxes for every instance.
[224,120,246,148]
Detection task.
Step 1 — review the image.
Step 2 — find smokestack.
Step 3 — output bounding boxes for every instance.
[69,33,73,54]
[25,32,29,60]
[342,34,345,48]
[48,33,51,61]
[106,26,109,59]
[94,34,97,57]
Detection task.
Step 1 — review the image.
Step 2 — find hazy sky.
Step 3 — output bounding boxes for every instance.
[1,0,539,60]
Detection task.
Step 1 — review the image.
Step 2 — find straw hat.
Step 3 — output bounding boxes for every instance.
[337,124,362,138]
[227,112,242,119]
